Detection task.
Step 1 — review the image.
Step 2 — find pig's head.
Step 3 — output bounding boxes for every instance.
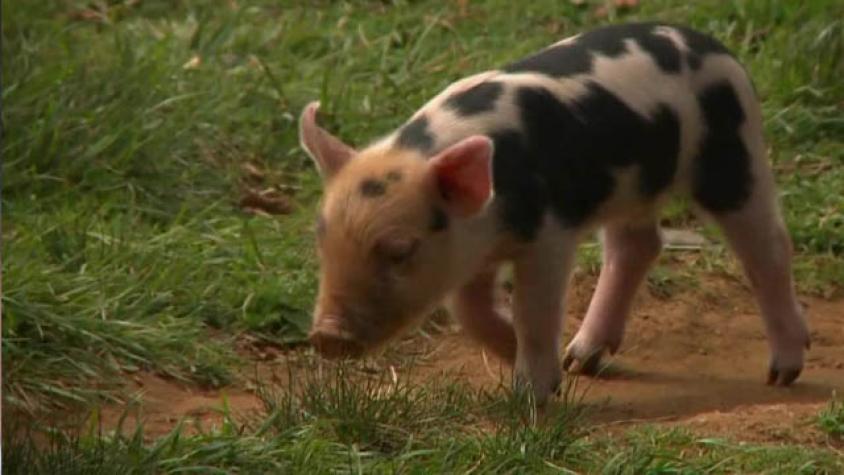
[299,102,494,358]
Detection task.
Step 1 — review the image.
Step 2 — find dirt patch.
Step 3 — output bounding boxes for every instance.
[94,272,843,443]
[98,373,264,440]
[666,402,838,447]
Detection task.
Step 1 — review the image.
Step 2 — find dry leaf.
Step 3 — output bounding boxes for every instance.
[661,228,709,250]
[182,55,202,70]
[240,163,266,183]
[594,0,640,18]
[239,189,293,216]
[69,8,107,23]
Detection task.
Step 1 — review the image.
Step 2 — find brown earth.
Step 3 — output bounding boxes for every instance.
[98,271,844,445]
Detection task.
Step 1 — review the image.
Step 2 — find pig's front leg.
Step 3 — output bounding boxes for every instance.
[563,223,662,374]
[451,267,517,364]
[512,230,577,405]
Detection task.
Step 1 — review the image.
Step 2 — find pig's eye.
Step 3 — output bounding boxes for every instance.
[375,237,420,265]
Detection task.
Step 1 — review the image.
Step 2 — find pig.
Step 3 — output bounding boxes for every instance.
[299,22,810,405]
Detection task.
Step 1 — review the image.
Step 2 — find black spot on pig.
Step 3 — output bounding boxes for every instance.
[490,130,548,240]
[637,105,681,195]
[386,170,402,182]
[504,22,683,77]
[445,82,504,116]
[360,178,387,198]
[397,115,434,152]
[686,52,702,70]
[429,207,449,232]
[504,40,594,77]
[634,32,681,73]
[676,25,732,70]
[692,81,752,213]
[490,83,680,238]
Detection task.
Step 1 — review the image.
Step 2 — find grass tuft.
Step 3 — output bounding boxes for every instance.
[818,393,844,439]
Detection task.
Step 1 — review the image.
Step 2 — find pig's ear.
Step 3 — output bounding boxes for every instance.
[428,135,494,217]
[299,101,356,179]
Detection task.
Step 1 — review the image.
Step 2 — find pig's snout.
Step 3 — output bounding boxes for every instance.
[309,315,365,359]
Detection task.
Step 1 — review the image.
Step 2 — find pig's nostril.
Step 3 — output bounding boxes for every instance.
[309,330,364,359]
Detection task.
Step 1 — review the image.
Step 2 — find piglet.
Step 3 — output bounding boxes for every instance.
[299,22,810,405]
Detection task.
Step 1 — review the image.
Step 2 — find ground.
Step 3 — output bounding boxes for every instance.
[98,271,844,449]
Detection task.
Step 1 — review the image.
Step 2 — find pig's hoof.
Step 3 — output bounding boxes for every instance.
[564,332,620,376]
[562,348,604,376]
[767,366,802,386]
[767,342,807,386]
[563,335,616,376]
[512,369,560,407]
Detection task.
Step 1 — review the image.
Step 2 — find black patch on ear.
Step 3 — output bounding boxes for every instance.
[360,178,387,198]
[397,115,434,152]
[429,207,449,232]
[489,83,680,239]
[692,81,753,213]
[445,81,504,116]
[386,170,402,182]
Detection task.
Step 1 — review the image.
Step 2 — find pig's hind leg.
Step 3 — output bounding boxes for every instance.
[451,267,517,364]
[563,222,662,375]
[699,179,810,386]
[691,80,809,386]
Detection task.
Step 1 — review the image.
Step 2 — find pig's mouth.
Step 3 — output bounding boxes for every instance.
[308,329,366,359]
[308,311,409,359]
[308,312,377,359]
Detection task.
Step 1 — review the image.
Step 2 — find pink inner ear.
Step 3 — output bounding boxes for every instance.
[430,135,494,217]
[299,101,356,178]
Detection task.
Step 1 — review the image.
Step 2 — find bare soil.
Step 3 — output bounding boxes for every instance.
[100,271,844,445]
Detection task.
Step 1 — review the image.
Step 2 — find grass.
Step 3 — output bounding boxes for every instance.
[3,0,843,471]
[818,394,844,439]
[5,362,843,474]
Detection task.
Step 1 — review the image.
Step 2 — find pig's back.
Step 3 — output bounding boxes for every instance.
[392,23,762,240]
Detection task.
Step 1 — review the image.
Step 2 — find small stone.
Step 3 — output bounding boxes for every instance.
[661,228,709,249]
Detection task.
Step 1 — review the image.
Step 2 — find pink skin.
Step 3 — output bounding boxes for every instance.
[301,99,809,405]
[302,101,501,359]
[299,102,356,179]
[453,221,577,405]
[451,267,517,364]
[564,222,662,374]
[561,173,808,385]
[510,226,577,402]
[708,187,809,385]
[450,185,807,396]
